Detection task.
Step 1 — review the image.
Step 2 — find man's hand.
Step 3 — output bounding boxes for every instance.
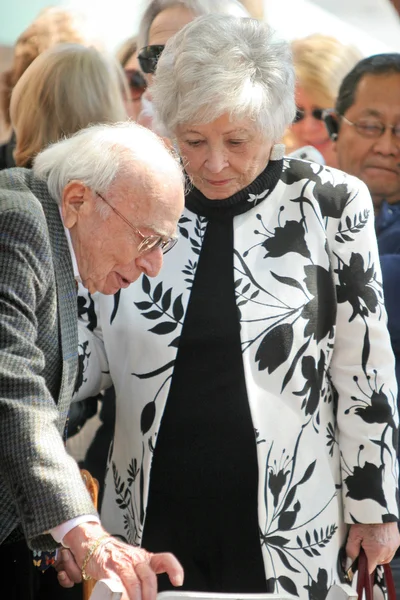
[54,548,82,588]
[346,522,400,573]
[60,523,184,600]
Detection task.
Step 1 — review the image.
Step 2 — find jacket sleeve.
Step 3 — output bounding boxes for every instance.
[380,254,400,451]
[327,177,399,524]
[74,287,112,402]
[0,206,97,550]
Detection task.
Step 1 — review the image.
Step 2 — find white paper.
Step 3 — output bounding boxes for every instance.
[89,579,124,600]
[326,583,358,600]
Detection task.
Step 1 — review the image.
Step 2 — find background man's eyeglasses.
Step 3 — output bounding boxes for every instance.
[137,45,165,74]
[124,69,147,100]
[340,115,400,139]
[96,192,177,254]
[294,108,324,123]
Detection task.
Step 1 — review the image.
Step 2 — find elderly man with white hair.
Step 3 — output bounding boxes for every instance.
[0,121,185,599]
[75,16,399,599]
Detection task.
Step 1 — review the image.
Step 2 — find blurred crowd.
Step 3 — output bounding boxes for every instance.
[1,1,400,599]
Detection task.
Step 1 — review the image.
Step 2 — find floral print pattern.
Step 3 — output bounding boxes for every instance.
[76,158,399,599]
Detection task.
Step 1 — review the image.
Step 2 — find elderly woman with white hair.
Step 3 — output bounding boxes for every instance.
[76,15,400,597]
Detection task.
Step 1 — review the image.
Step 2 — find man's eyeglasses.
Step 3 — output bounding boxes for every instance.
[96,192,178,254]
[137,45,165,75]
[340,115,400,139]
[293,108,325,123]
[124,69,147,101]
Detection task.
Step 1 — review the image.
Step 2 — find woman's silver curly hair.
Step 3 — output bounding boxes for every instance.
[152,14,296,141]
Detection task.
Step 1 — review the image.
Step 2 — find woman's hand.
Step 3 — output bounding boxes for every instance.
[59,523,184,600]
[346,522,400,573]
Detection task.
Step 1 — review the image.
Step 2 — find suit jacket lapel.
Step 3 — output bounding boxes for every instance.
[30,175,78,421]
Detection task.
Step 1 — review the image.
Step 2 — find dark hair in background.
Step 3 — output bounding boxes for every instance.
[335,53,400,116]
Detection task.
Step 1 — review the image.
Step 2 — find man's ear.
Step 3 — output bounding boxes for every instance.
[62,181,89,229]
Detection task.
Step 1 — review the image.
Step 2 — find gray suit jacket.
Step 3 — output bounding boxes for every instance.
[0,168,97,551]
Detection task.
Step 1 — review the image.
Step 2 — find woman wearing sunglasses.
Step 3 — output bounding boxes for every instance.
[75,15,399,599]
[135,0,249,131]
[117,36,147,121]
[286,34,361,167]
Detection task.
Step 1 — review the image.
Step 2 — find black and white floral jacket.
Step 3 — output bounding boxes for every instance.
[76,157,399,599]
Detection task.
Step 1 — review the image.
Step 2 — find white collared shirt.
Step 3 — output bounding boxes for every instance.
[49,214,100,545]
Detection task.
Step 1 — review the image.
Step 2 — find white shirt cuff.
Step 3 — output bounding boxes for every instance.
[50,515,101,547]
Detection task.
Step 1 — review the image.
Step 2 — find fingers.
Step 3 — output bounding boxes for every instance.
[345,530,362,563]
[363,546,395,574]
[107,562,144,600]
[69,532,184,600]
[120,553,183,600]
[54,548,82,587]
[347,523,400,574]
[135,561,158,600]
[150,552,184,587]
[85,544,153,600]
[57,571,74,588]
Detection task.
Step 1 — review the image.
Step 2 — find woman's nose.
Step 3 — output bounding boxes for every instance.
[205,149,228,173]
[301,114,326,134]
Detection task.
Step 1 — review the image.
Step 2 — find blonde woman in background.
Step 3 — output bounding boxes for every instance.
[286,34,362,167]
[0,6,96,169]
[117,36,147,121]
[10,43,127,167]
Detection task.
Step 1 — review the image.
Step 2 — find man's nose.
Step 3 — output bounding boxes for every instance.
[373,127,400,155]
[136,246,164,278]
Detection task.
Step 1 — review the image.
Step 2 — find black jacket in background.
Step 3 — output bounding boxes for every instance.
[0,132,16,171]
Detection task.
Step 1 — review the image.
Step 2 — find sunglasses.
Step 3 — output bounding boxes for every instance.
[124,69,147,100]
[294,108,325,123]
[137,45,165,74]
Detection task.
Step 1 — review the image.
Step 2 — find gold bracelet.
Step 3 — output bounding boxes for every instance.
[81,534,110,581]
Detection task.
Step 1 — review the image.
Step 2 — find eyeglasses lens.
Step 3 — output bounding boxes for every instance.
[354,121,383,138]
[138,236,177,255]
[162,238,178,254]
[351,119,400,139]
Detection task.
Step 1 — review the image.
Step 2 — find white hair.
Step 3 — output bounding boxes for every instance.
[152,15,296,141]
[32,121,183,206]
[138,0,249,49]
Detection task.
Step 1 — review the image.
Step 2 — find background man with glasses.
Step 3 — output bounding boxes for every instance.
[323,53,400,592]
[323,53,400,244]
